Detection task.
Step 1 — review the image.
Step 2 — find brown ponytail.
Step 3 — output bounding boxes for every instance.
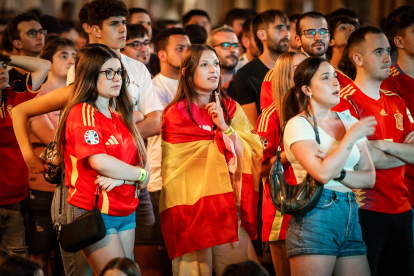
[282,57,330,125]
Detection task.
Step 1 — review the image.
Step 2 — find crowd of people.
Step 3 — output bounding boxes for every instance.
[0,1,414,276]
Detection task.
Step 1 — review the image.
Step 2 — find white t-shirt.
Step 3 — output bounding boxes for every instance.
[66,53,163,115]
[146,73,179,192]
[284,112,366,191]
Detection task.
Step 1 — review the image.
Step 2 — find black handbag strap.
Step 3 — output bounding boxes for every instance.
[276,115,320,160]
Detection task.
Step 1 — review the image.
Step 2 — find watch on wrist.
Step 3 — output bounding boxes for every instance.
[333,169,346,182]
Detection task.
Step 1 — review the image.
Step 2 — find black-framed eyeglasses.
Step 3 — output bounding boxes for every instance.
[125,40,151,50]
[212,42,241,50]
[26,29,47,38]
[300,28,329,38]
[99,69,126,80]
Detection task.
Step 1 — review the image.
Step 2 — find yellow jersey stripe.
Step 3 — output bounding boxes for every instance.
[101,189,109,214]
[108,138,115,145]
[258,103,276,133]
[87,104,91,126]
[70,155,78,187]
[257,104,271,132]
[262,104,276,133]
[91,107,95,127]
[340,84,353,97]
[82,103,87,126]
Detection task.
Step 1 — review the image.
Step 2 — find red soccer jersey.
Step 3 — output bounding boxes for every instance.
[260,69,273,111]
[381,64,414,206]
[332,82,414,214]
[260,67,352,111]
[255,103,294,241]
[0,73,39,205]
[64,103,139,216]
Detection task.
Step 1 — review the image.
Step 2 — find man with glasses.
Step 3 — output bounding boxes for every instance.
[7,13,46,85]
[207,25,240,97]
[295,12,352,89]
[121,24,152,75]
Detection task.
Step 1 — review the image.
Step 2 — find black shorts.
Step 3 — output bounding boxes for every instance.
[134,188,157,246]
[21,189,59,254]
[149,190,166,249]
[359,209,414,276]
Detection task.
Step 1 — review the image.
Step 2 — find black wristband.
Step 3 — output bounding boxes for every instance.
[334,169,346,182]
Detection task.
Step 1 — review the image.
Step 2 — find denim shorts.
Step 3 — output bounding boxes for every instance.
[286,189,366,258]
[74,206,136,235]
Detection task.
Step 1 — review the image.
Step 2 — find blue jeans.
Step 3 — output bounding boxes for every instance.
[286,189,366,257]
[0,203,28,258]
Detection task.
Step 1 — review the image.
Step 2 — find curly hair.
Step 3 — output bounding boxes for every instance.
[87,0,129,28]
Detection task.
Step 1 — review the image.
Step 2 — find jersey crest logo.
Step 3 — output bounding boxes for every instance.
[7,104,13,119]
[407,108,414,124]
[394,113,404,131]
[259,136,268,149]
[84,130,99,145]
[380,109,388,116]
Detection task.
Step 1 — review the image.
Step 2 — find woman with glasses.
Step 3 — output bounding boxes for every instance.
[52,44,149,274]
[161,44,262,276]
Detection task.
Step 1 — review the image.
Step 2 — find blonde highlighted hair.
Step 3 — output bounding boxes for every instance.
[271,50,307,125]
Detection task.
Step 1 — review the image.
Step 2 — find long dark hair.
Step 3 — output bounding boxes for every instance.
[283,57,330,124]
[167,44,231,127]
[56,44,147,167]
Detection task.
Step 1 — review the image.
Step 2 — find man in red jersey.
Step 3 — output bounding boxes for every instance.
[260,12,353,111]
[0,53,50,257]
[333,26,414,276]
[381,6,414,225]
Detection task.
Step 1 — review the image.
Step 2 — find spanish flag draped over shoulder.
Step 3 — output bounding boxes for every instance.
[160,98,263,260]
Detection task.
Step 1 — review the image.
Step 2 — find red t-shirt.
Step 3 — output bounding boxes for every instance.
[255,103,294,241]
[64,103,139,216]
[332,82,414,214]
[260,66,353,111]
[381,64,414,206]
[0,73,39,205]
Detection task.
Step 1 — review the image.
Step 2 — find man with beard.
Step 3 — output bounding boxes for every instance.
[295,12,352,89]
[144,27,191,276]
[208,25,240,97]
[333,26,414,276]
[232,9,290,127]
[7,13,46,85]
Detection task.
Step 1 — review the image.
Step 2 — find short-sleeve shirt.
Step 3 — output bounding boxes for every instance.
[0,73,40,205]
[64,103,139,216]
[260,66,352,111]
[381,64,414,204]
[284,112,366,192]
[232,58,269,115]
[146,74,178,192]
[332,82,414,214]
[66,54,163,115]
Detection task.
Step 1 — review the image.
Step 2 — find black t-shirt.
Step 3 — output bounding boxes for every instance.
[232,58,270,115]
[8,68,25,86]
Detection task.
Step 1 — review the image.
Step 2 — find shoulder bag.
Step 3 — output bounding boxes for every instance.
[268,115,324,216]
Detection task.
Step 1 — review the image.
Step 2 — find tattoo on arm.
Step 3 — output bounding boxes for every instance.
[347,143,353,150]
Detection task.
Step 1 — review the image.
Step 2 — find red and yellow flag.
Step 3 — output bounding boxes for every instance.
[160,99,262,260]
